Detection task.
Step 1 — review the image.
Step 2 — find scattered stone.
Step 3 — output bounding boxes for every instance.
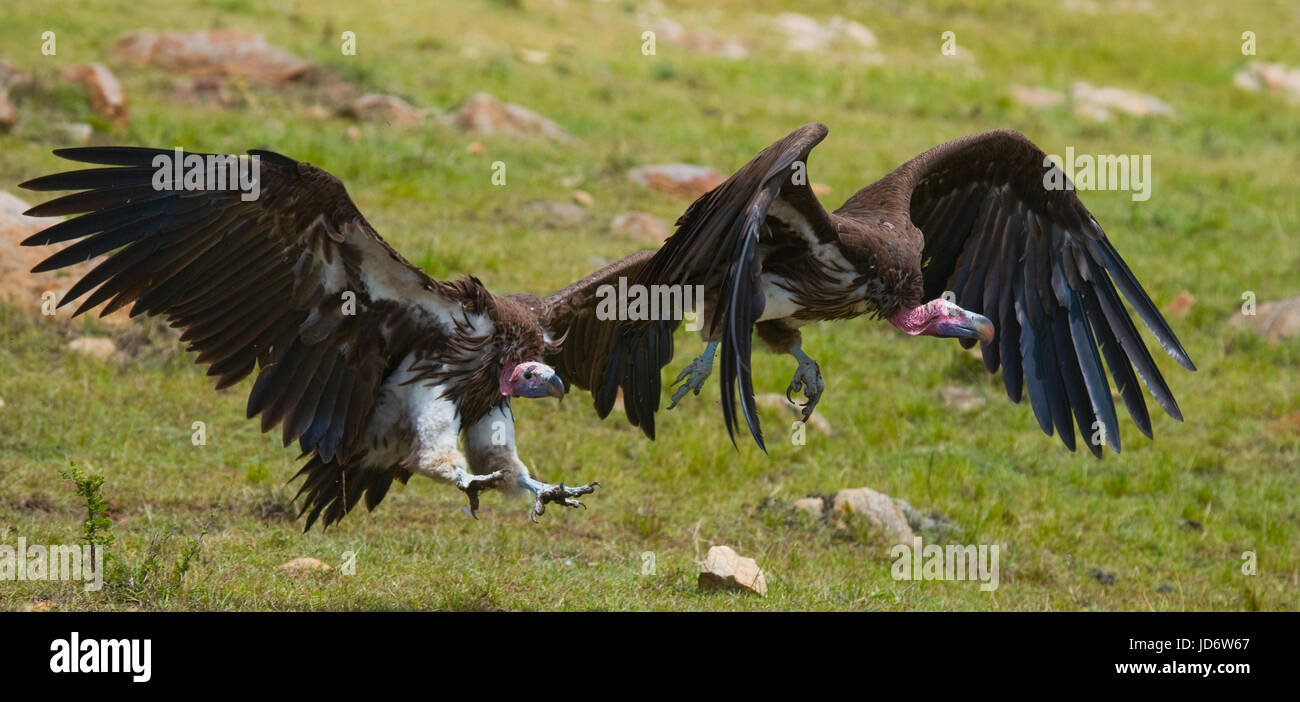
[60,62,129,128]
[1156,584,1175,594]
[831,487,914,543]
[515,48,549,65]
[610,211,670,244]
[68,336,119,361]
[0,61,33,131]
[792,496,826,519]
[0,397,5,408]
[522,200,587,228]
[344,93,421,126]
[345,125,361,142]
[1088,568,1116,585]
[626,163,724,199]
[53,122,94,145]
[1229,295,1300,343]
[0,191,133,326]
[1009,84,1065,109]
[939,385,985,412]
[1266,411,1300,439]
[646,19,749,60]
[571,189,594,208]
[304,104,329,120]
[467,141,485,155]
[698,545,767,595]
[774,12,876,51]
[277,557,332,575]
[754,393,832,436]
[1070,82,1175,121]
[0,93,15,130]
[447,92,574,143]
[1164,290,1195,317]
[1233,62,1300,103]
[1181,519,1203,532]
[23,600,55,612]
[771,13,881,62]
[113,30,312,84]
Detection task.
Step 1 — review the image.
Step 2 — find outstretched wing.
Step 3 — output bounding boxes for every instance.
[852,129,1195,456]
[22,146,471,524]
[542,251,676,439]
[633,123,839,450]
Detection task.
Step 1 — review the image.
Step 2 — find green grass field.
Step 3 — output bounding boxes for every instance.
[0,0,1296,611]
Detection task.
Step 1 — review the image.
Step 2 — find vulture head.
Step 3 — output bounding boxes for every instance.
[501,361,566,400]
[888,298,995,343]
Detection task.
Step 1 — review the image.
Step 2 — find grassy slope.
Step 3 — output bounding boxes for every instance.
[0,0,1296,610]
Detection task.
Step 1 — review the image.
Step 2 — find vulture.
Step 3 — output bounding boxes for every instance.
[20,146,667,529]
[608,124,1195,454]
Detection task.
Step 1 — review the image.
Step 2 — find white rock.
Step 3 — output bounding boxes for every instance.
[1070,82,1175,120]
[832,487,914,543]
[939,385,985,412]
[1229,296,1300,343]
[1234,62,1300,102]
[113,29,312,84]
[1009,84,1065,109]
[449,92,574,142]
[345,94,422,126]
[610,211,670,243]
[626,163,724,199]
[277,557,332,574]
[61,63,129,127]
[792,497,825,518]
[698,545,767,595]
[67,337,119,361]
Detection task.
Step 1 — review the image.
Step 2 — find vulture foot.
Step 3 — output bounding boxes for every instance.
[786,347,825,423]
[455,469,508,519]
[520,476,600,522]
[668,341,719,409]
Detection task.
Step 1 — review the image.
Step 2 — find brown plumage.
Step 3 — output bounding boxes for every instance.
[615,124,1195,455]
[21,146,658,528]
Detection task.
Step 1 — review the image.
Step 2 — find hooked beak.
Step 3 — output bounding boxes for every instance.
[938,311,996,343]
[546,374,566,401]
[967,313,995,343]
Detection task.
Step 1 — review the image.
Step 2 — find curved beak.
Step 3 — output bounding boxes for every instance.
[938,311,996,343]
[546,374,566,401]
[968,313,995,343]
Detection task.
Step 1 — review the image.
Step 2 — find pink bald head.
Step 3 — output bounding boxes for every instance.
[499,361,566,400]
[889,298,995,342]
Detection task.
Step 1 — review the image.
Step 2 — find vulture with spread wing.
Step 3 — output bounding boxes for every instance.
[612,124,1195,454]
[21,147,662,529]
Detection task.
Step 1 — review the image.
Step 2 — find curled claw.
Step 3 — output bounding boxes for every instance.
[456,469,506,520]
[529,480,600,522]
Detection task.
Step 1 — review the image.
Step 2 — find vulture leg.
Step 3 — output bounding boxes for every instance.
[786,345,825,423]
[464,405,600,521]
[668,341,719,409]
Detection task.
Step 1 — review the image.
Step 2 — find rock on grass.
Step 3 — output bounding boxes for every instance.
[277,557,332,575]
[113,30,312,84]
[626,163,725,199]
[698,545,766,595]
[61,62,129,128]
[832,487,914,544]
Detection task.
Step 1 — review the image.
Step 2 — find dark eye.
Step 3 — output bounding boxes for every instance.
[523,370,534,380]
